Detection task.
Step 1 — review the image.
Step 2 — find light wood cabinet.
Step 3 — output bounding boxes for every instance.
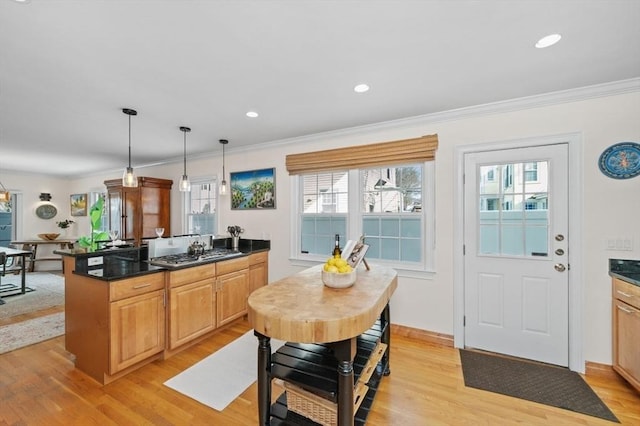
[167,263,217,350]
[104,177,172,245]
[249,251,269,296]
[65,271,166,384]
[109,289,165,374]
[216,256,250,327]
[612,277,640,392]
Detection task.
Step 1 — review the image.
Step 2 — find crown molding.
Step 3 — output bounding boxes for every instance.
[248,77,640,152]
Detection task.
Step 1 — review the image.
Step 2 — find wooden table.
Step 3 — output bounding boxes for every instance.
[248,264,397,426]
[0,246,32,300]
[11,239,75,272]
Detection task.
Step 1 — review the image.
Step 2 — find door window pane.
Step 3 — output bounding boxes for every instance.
[477,160,549,257]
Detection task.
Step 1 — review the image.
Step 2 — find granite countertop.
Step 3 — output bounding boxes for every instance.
[68,239,270,281]
[609,258,640,287]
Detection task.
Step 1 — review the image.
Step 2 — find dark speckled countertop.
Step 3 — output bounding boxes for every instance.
[56,239,270,281]
[609,258,640,287]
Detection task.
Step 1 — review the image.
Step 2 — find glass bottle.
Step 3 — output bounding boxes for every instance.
[332,234,341,258]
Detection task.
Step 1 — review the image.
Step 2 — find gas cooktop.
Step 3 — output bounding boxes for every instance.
[149,248,243,268]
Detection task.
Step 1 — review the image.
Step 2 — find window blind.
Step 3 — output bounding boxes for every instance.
[286,134,438,175]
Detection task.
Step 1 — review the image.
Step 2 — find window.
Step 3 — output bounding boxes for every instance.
[524,162,538,182]
[300,172,348,255]
[295,163,433,271]
[184,178,217,235]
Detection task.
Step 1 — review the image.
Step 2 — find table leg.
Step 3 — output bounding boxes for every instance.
[381,303,391,375]
[332,337,356,426]
[255,331,272,426]
[20,253,26,294]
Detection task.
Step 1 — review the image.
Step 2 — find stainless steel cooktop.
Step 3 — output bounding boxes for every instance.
[148,248,243,268]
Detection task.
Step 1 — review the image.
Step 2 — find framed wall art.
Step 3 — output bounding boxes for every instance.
[230,167,276,210]
[70,193,88,216]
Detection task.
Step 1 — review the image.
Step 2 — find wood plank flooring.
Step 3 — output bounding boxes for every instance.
[1,315,639,425]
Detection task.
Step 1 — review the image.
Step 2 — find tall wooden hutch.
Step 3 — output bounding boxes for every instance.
[104,177,173,245]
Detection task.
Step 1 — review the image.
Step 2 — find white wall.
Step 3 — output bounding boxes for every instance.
[3,87,638,366]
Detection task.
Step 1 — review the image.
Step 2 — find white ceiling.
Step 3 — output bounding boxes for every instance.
[1,0,639,178]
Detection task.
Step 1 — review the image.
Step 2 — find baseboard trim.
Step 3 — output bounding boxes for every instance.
[585,361,618,379]
[391,323,454,348]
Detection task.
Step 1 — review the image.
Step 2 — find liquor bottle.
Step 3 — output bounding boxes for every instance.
[332,234,341,258]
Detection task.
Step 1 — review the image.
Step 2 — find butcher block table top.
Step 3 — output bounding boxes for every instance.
[248,264,397,343]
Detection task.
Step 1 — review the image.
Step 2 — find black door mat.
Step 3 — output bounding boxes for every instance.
[459,349,619,423]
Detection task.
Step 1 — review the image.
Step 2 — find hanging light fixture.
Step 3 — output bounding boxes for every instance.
[179,126,191,192]
[122,108,138,187]
[0,159,8,202]
[219,139,229,195]
[0,180,9,202]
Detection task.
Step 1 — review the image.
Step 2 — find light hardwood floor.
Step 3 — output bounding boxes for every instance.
[1,312,639,425]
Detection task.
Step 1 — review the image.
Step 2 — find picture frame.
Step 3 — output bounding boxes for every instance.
[70,193,88,216]
[230,167,276,210]
[342,235,370,270]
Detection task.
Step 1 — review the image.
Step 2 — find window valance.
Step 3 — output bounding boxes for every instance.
[285,134,438,175]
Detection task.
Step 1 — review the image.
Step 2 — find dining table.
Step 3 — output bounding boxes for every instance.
[0,246,33,301]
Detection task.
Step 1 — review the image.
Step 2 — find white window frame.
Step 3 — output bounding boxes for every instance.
[182,175,218,236]
[290,162,435,277]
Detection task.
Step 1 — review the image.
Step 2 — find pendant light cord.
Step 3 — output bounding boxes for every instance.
[183,129,187,175]
[128,114,132,168]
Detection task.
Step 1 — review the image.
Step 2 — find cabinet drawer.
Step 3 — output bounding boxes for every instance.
[614,278,640,309]
[110,272,165,301]
[249,251,268,265]
[168,263,216,288]
[217,256,249,275]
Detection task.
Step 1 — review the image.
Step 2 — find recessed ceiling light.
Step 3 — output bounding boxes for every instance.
[246,111,259,118]
[13,0,31,3]
[354,83,370,93]
[535,33,562,49]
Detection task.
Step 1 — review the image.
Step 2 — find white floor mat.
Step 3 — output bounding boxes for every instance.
[164,331,284,411]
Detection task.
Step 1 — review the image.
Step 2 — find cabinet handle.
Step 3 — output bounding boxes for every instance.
[616,290,634,298]
[616,304,635,314]
[133,283,152,289]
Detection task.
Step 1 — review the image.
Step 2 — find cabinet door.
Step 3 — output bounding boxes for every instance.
[169,279,216,349]
[614,301,640,387]
[249,262,267,296]
[217,270,249,327]
[107,190,123,236]
[110,289,165,374]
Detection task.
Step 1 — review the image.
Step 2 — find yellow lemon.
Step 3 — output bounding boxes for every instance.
[327,258,337,266]
[335,258,347,268]
[327,265,339,273]
[323,263,332,272]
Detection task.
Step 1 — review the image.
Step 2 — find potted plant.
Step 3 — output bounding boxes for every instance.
[77,196,109,251]
[56,219,75,229]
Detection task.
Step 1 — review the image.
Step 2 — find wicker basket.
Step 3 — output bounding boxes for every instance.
[283,380,369,426]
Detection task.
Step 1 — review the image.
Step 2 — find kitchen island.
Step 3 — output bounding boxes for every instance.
[57,241,269,384]
[248,264,397,426]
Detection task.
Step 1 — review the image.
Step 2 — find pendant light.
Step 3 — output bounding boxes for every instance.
[179,126,191,192]
[122,108,138,187]
[219,139,229,195]
[0,180,8,202]
[0,158,8,202]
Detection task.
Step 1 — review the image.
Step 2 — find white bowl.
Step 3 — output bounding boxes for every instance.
[321,270,357,289]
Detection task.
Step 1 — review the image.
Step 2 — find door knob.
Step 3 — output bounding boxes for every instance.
[554,263,566,272]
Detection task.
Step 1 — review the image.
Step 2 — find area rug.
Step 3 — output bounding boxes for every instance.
[0,273,65,319]
[459,349,619,422]
[0,312,65,354]
[164,331,285,411]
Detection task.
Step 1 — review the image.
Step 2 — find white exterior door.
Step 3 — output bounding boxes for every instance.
[463,143,569,366]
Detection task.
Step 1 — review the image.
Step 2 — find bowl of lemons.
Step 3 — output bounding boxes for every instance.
[321,256,356,288]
